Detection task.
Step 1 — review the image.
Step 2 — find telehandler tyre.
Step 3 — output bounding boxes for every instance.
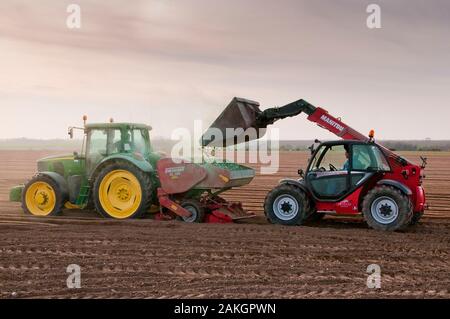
[409,211,424,226]
[362,185,413,231]
[22,174,65,217]
[264,184,310,226]
[93,161,152,219]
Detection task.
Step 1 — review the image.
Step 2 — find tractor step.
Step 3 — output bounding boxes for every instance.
[75,185,90,206]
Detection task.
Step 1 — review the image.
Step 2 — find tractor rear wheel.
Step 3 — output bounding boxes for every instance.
[362,185,413,231]
[180,199,205,223]
[22,174,64,217]
[264,184,310,226]
[93,162,152,219]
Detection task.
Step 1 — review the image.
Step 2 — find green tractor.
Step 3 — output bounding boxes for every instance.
[9,117,255,222]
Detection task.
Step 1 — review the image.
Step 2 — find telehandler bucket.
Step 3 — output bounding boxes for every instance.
[201,97,266,147]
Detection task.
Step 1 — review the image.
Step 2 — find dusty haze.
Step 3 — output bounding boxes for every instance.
[1,0,449,140]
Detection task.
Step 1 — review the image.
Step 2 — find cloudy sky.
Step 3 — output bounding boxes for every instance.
[1,0,449,140]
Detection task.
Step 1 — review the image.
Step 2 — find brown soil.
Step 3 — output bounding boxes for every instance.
[0,150,448,299]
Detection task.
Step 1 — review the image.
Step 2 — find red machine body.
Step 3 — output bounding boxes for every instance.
[154,158,255,223]
[306,107,426,216]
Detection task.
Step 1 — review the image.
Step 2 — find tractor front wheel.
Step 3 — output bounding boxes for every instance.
[264,184,310,226]
[22,174,64,217]
[93,162,152,219]
[362,186,413,231]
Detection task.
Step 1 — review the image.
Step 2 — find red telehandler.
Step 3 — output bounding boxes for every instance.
[202,98,427,231]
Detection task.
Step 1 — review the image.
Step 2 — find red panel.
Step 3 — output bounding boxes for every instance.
[205,210,233,224]
[157,189,192,217]
[316,188,362,215]
[415,186,426,212]
[157,158,207,194]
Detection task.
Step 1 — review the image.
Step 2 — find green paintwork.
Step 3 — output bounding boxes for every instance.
[95,153,155,174]
[37,154,85,178]
[9,185,23,202]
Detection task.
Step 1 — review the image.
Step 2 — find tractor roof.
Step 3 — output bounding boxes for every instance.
[85,123,152,130]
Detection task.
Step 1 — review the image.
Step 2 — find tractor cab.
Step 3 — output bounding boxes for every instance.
[82,123,153,175]
[305,140,391,201]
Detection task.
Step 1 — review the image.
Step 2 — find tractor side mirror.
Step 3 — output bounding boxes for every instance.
[298,169,304,178]
[68,127,74,139]
[308,144,315,155]
[309,139,321,155]
[73,151,85,160]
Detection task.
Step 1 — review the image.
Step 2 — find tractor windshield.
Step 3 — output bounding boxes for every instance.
[111,128,150,155]
[131,129,150,155]
[86,128,151,173]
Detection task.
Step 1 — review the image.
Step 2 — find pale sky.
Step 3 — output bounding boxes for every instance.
[1,0,449,140]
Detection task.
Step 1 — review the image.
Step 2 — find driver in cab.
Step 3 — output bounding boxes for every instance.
[341,145,363,171]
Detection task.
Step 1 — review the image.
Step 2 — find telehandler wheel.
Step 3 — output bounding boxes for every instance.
[264,184,310,226]
[362,185,413,231]
[409,211,424,226]
[22,174,64,217]
[93,162,152,219]
[180,200,205,223]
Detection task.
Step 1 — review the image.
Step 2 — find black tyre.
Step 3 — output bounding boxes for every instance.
[93,161,152,219]
[22,174,65,217]
[409,211,424,226]
[180,199,205,223]
[264,184,310,226]
[362,185,413,231]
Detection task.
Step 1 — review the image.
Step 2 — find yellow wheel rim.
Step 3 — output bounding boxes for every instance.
[25,181,56,216]
[99,170,142,219]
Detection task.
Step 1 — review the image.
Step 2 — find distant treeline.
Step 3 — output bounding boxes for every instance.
[0,138,449,152]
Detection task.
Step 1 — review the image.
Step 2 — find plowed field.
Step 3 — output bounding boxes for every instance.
[0,151,448,299]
